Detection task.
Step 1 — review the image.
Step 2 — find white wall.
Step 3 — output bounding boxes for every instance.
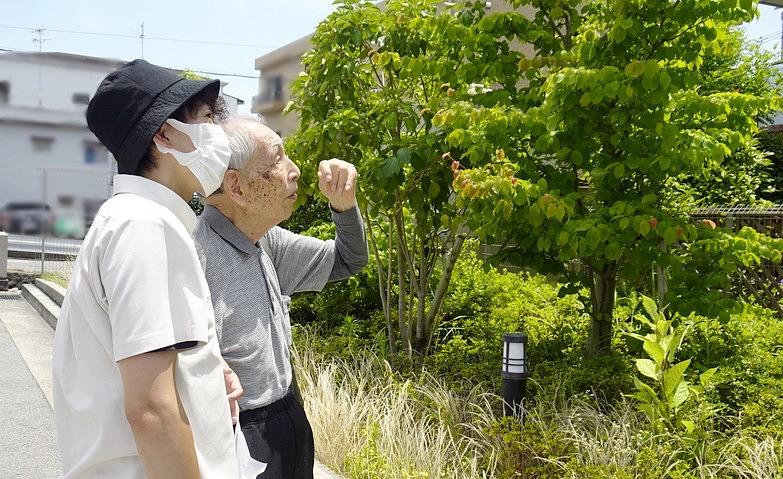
[0,55,113,111]
[0,54,117,215]
[0,123,111,208]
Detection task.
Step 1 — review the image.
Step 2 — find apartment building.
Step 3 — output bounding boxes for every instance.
[0,51,243,237]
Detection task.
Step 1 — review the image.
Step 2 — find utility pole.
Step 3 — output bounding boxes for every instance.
[32,27,49,108]
[140,23,145,59]
[32,27,49,52]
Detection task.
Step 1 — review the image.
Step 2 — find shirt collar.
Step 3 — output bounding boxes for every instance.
[201,205,258,256]
[112,175,197,233]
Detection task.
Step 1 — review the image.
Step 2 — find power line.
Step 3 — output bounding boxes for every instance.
[0,24,276,49]
[0,46,258,79]
[187,69,258,79]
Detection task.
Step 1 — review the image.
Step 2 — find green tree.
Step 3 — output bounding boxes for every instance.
[434,0,781,356]
[668,29,783,206]
[287,0,491,356]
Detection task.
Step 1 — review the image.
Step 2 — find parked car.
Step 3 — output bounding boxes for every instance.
[52,208,86,239]
[0,202,54,235]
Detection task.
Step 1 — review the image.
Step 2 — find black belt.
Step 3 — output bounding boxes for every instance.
[239,389,298,424]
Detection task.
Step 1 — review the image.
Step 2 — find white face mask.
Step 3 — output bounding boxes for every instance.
[154,118,231,196]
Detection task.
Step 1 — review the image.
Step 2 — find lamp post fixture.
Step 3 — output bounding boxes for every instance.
[502,333,530,417]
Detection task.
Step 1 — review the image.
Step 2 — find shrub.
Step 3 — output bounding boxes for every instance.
[428,247,632,400]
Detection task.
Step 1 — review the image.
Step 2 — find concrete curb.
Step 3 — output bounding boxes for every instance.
[21,283,60,329]
[35,278,66,307]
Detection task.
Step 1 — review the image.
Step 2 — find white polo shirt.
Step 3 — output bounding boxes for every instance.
[53,175,237,479]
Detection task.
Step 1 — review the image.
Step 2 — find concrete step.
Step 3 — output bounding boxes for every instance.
[21,283,60,329]
[35,278,66,307]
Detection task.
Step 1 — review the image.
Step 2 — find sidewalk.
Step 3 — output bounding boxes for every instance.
[0,291,61,478]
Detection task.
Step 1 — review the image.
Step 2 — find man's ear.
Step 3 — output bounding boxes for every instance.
[223,170,245,203]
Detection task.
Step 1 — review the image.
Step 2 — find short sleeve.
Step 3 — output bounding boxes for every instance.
[101,217,209,362]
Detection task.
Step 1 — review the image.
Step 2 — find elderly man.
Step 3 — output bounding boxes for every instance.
[194,117,368,479]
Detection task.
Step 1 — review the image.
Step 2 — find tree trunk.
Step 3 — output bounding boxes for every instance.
[423,233,466,355]
[413,241,428,355]
[364,208,397,356]
[586,262,617,357]
[656,240,668,311]
[395,215,411,355]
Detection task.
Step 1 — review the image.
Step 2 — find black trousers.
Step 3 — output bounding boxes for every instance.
[239,389,315,479]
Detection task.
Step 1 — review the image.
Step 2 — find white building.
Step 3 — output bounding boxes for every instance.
[0,51,122,221]
[0,51,243,236]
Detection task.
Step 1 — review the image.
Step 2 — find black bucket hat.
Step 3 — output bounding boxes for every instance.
[86,59,220,175]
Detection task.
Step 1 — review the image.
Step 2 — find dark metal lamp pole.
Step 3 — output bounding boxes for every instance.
[502,333,530,417]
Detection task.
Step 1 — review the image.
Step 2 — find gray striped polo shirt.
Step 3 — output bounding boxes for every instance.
[193,204,367,410]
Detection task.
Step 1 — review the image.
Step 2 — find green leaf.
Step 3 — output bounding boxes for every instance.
[397,148,412,165]
[610,24,626,43]
[380,155,402,178]
[641,295,658,320]
[586,227,602,249]
[670,380,690,409]
[636,359,658,380]
[553,205,566,222]
[659,70,671,90]
[638,218,651,236]
[384,112,398,130]
[633,377,658,401]
[591,86,605,103]
[667,327,685,362]
[700,368,718,387]
[428,181,441,199]
[643,339,665,365]
[663,359,691,398]
[605,242,621,260]
[642,61,659,90]
[663,227,677,245]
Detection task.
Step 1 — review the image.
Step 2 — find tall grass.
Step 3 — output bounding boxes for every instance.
[293,329,783,479]
[292,336,498,478]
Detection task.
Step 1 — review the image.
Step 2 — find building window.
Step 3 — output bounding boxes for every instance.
[31,136,54,152]
[72,93,91,105]
[263,76,283,102]
[57,195,75,207]
[0,81,9,104]
[84,141,107,164]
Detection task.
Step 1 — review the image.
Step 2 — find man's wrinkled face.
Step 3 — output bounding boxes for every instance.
[240,125,300,223]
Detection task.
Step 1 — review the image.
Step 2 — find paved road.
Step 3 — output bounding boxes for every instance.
[0,291,61,477]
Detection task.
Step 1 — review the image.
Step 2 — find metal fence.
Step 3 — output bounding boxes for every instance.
[2,166,112,282]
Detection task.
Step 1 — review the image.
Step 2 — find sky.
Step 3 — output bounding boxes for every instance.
[0,1,781,115]
[0,0,340,114]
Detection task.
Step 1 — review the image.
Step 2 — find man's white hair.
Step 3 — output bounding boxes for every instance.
[223,115,269,172]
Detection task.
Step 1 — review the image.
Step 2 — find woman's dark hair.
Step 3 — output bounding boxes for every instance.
[135,88,228,176]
